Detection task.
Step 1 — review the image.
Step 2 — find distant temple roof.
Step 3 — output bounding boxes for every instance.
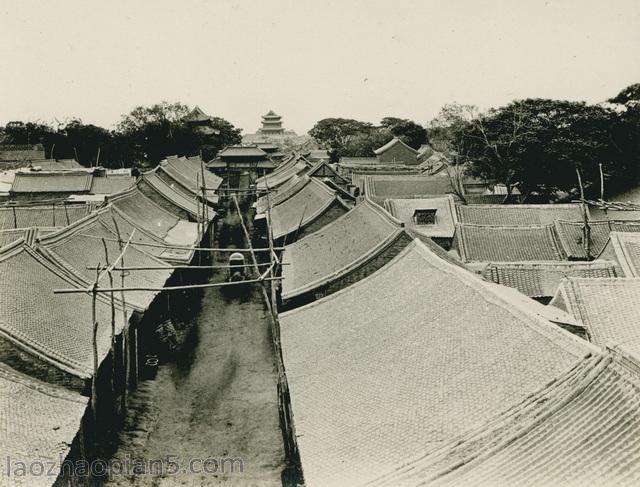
[373,137,419,155]
[183,105,213,123]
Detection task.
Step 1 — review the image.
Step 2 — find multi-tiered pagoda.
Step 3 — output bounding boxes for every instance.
[257,110,285,135]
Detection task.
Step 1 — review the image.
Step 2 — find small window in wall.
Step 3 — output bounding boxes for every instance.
[413,208,437,225]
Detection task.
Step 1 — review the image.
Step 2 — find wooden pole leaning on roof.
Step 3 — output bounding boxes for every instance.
[575,166,591,260]
[91,265,100,426]
[101,238,117,396]
[110,214,131,408]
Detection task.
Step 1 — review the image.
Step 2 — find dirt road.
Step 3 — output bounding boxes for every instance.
[103,223,285,486]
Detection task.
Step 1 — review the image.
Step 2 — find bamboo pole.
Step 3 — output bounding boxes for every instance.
[53,276,283,294]
[575,167,591,260]
[110,215,130,409]
[76,233,284,252]
[91,266,99,425]
[86,262,288,271]
[101,238,116,395]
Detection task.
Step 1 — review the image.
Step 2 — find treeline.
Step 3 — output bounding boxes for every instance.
[310,83,640,200]
[0,102,242,168]
[309,117,428,161]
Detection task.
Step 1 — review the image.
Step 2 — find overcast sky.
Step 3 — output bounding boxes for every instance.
[1,0,639,134]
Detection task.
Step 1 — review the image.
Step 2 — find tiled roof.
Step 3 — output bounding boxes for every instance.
[456,203,584,225]
[338,156,379,166]
[280,239,592,486]
[0,227,54,248]
[365,174,454,202]
[141,170,208,218]
[159,156,222,203]
[269,177,346,240]
[255,174,307,215]
[373,137,418,155]
[11,171,93,193]
[0,203,91,229]
[371,351,640,487]
[36,208,172,311]
[105,191,198,263]
[32,159,84,171]
[108,187,181,240]
[384,196,457,238]
[555,219,640,259]
[183,105,212,122]
[0,363,88,487]
[552,277,640,360]
[281,199,403,300]
[602,231,640,276]
[455,223,565,262]
[481,260,618,298]
[90,174,136,194]
[218,146,267,158]
[255,156,310,191]
[306,160,349,184]
[0,242,128,378]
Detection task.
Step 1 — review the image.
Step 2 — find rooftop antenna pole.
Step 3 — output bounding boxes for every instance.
[575,166,591,260]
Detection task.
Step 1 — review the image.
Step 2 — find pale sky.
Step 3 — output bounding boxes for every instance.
[1,0,639,134]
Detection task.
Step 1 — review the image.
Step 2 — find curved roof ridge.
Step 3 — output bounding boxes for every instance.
[368,352,606,486]
[35,209,103,247]
[486,260,617,268]
[282,238,595,356]
[0,244,126,378]
[362,194,405,227]
[373,137,419,155]
[108,186,183,222]
[281,200,405,299]
[458,222,557,229]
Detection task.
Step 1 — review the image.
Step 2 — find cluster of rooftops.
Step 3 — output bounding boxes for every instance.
[2,138,640,485]
[0,155,221,485]
[253,150,640,486]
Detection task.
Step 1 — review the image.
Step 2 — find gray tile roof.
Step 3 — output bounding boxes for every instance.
[385,196,457,238]
[481,260,618,298]
[0,242,128,378]
[141,170,211,217]
[0,203,91,229]
[365,174,455,202]
[371,351,640,487]
[280,239,592,486]
[456,203,584,225]
[268,177,347,240]
[455,223,565,262]
[602,231,640,277]
[281,199,403,299]
[255,155,310,191]
[36,208,172,311]
[11,171,93,193]
[552,277,640,360]
[89,174,136,195]
[159,156,222,204]
[0,363,88,487]
[555,219,640,259]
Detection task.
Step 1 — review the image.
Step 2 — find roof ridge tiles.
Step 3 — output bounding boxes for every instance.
[281,238,597,357]
[0,362,87,403]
